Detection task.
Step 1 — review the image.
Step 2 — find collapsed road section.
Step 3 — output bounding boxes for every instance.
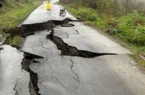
[1,1,145,95]
[20,21,145,95]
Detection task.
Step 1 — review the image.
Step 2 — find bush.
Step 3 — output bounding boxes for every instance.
[87,14,97,21]
[66,5,107,28]
[8,35,23,48]
[74,7,97,19]
[116,11,145,46]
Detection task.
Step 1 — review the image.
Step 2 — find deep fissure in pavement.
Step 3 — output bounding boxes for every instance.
[14,19,116,95]
[21,54,41,95]
[3,22,54,49]
[47,30,117,58]
[3,21,53,37]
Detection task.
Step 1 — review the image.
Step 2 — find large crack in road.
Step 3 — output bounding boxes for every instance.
[1,17,135,95]
[1,2,144,95]
[19,17,131,95]
[47,29,117,58]
[1,1,145,95]
[20,22,118,95]
[22,54,41,95]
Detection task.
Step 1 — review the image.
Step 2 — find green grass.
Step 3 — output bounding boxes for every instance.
[64,4,145,68]
[65,5,107,28]
[0,2,40,28]
[116,11,145,46]
[0,1,42,47]
[8,35,24,48]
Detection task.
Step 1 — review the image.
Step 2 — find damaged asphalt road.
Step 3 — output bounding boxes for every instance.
[1,1,145,95]
[21,24,145,95]
[0,45,30,95]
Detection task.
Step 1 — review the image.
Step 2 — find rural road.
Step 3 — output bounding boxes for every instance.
[1,0,145,95]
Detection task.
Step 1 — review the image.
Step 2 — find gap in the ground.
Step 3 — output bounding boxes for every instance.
[2,21,54,49]
[21,53,42,95]
[47,30,117,58]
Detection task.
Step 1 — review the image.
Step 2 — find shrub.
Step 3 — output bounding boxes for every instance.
[8,35,23,48]
[87,14,97,21]
[116,11,145,46]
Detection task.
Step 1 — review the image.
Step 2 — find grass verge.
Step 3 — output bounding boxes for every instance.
[0,1,42,48]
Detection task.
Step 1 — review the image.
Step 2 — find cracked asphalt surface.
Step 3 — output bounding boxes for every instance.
[0,45,30,95]
[1,0,145,95]
[22,1,76,25]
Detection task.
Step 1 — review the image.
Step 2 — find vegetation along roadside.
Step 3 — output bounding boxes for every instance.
[0,0,42,48]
